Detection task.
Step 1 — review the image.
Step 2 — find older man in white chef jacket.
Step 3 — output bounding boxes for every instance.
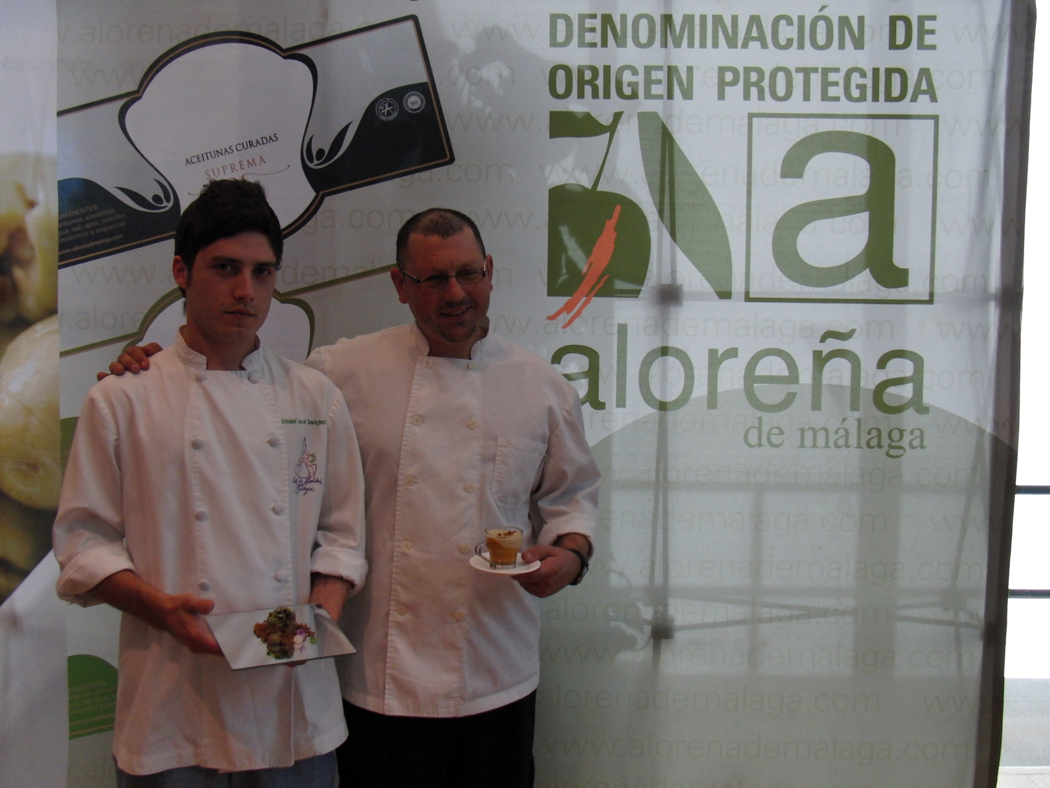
[308,208,601,788]
[54,179,367,788]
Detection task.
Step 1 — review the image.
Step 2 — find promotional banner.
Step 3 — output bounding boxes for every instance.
[5,1,1029,786]
[0,1,65,785]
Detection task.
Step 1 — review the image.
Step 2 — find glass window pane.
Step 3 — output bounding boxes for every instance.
[1009,495,1050,590]
[1017,45,1050,485]
[1001,601,1050,770]
[1006,599,1050,679]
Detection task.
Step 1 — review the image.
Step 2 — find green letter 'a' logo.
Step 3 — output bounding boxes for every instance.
[772,131,908,289]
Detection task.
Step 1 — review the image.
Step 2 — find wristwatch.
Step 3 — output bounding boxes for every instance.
[566,548,589,585]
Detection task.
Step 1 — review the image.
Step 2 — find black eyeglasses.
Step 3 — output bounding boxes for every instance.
[400,268,488,289]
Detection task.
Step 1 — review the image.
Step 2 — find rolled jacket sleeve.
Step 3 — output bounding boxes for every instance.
[53,388,136,606]
[531,394,601,549]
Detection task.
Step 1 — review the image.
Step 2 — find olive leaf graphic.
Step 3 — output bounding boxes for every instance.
[638,112,732,299]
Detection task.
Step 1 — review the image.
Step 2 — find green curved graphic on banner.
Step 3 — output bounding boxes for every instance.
[68,654,117,739]
[549,111,617,140]
[638,112,732,299]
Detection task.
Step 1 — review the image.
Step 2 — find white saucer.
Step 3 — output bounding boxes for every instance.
[470,554,541,575]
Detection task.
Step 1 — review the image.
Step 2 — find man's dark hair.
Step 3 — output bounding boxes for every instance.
[395,208,486,270]
[174,179,283,295]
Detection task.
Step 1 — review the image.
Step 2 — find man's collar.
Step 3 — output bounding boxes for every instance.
[174,327,263,371]
[409,318,490,360]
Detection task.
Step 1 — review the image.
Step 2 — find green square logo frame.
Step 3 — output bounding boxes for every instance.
[746,113,938,305]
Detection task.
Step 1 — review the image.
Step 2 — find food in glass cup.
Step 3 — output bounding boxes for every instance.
[475,527,523,569]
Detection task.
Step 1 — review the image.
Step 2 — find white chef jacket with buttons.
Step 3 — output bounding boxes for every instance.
[54,332,368,775]
[306,323,600,718]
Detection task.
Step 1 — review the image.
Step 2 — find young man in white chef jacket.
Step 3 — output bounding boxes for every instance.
[54,179,368,788]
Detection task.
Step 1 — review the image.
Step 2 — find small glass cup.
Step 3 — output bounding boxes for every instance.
[474,527,524,569]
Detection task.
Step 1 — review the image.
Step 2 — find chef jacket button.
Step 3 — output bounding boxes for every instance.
[404,475,417,487]
[267,436,280,447]
[464,483,476,493]
[423,358,434,368]
[191,438,204,450]
[412,415,424,426]
[198,580,211,592]
[401,540,413,551]
[467,419,479,430]
[396,605,408,616]
[272,503,285,515]
[275,569,290,582]
[248,371,261,383]
[458,544,471,555]
[467,361,478,370]
[196,373,207,383]
[195,510,208,522]
[453,610,467,621]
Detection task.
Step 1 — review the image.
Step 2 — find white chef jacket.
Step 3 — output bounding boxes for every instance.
[307,323,600,717]
[54,332,368,775]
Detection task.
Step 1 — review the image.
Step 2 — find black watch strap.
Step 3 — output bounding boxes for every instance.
[566,548,589,585]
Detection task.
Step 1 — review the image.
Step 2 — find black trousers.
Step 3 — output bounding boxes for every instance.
[336,692,536,788]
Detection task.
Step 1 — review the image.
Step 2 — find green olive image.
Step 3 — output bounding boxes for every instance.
[0,314,59,510]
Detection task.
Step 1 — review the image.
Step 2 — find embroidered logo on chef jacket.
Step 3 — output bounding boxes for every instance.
[292,438,323,495]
